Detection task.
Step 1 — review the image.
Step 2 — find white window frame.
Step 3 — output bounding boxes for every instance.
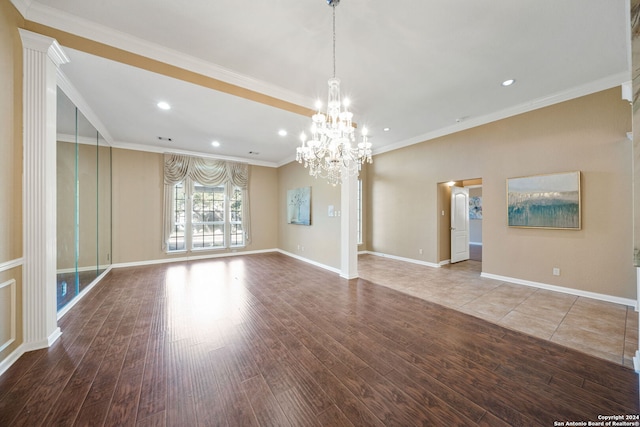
[167,181,244,253]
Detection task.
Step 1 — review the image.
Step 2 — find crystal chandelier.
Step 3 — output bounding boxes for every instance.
[296,0,372,186]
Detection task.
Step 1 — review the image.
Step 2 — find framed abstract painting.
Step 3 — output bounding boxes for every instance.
[507,171,581,229]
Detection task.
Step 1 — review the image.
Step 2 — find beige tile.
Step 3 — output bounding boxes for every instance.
[560,311,626,337]
[551,322,624,360]
[511,289,576,325]
[459,302,512,323]
[519,289,577,312]
[572,296,628,313]
[426,291,481,309]
[624,308,638,365]
[358,254,632,366]
[623,357,635,369]
[402,287,435,300]
[465,291,528,311]
[550,337,622,365]
[498,310,559,340]
[512,305,568,325]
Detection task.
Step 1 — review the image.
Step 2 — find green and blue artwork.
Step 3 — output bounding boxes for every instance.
[507,171,580,229]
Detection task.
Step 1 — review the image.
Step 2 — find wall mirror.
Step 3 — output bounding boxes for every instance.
[56,88,112,311]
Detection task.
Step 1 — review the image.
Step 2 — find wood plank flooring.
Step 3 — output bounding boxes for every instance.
[0,253,638,426]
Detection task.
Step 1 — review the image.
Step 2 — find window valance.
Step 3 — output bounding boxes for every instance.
[162,153,250,251]
[163,153,249,189]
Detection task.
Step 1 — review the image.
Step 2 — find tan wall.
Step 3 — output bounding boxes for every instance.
[0,0,24,362]
[277,162,341,269]
[112,148,278,264]
[0,0,22,261]
[368,88,634,299]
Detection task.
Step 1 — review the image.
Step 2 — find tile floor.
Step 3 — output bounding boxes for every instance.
[357,253,639,368]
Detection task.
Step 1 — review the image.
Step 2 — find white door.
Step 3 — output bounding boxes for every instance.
[451,186,470,263]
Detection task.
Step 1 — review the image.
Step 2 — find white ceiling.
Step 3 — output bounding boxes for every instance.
[14,0,631,166]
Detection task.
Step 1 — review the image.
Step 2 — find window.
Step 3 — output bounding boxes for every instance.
[357,179,363,245]
[168,182,244,252]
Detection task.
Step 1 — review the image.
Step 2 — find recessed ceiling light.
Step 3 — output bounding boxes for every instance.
[157,101,171,110]
[383,127,390,132]
[211,141,220,147]
[501,79,516,87]
[278,129,287,137]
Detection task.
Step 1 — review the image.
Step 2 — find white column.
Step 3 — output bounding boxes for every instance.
[19,29,69,350]
[340,171,358,279]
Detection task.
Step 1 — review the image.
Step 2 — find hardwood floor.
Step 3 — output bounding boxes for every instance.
[1,253,638,426]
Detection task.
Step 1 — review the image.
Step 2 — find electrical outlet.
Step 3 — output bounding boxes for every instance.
[419,249,423,255]
[553,268,560,276]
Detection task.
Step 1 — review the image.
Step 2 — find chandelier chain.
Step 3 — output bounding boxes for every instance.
[332,4,336,78]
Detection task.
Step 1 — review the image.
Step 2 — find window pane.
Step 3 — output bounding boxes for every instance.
[230,187,244,246]
[192,183,224,249]
[168,182,186,251]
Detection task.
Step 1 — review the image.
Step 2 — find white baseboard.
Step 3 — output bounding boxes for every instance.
[362,251,636,309]
[365,251,442,269]
[0,343,26,378]
[469,242,483,246]
[57,266,113,320]
[47,327,62,346]
[481,272,637,309]
[276,250,341,275]
[0,331,65,377]
[56,264,112,275]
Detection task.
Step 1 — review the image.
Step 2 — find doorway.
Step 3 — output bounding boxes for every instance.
[437,178,482,268]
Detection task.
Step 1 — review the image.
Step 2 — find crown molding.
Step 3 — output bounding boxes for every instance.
[56,69,115,145]
[23,2,315,110]
[109,141,279,168]
[9,0,32,17]
[374,71,631,157]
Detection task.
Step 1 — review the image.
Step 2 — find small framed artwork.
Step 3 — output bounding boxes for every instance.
[469,196,482,219]
[287,186,311,225]
[507,171,581,229]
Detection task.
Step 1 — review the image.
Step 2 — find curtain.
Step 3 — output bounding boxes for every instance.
[162,153,251,251]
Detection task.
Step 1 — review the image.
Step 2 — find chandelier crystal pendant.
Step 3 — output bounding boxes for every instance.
[296,0,372,186]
